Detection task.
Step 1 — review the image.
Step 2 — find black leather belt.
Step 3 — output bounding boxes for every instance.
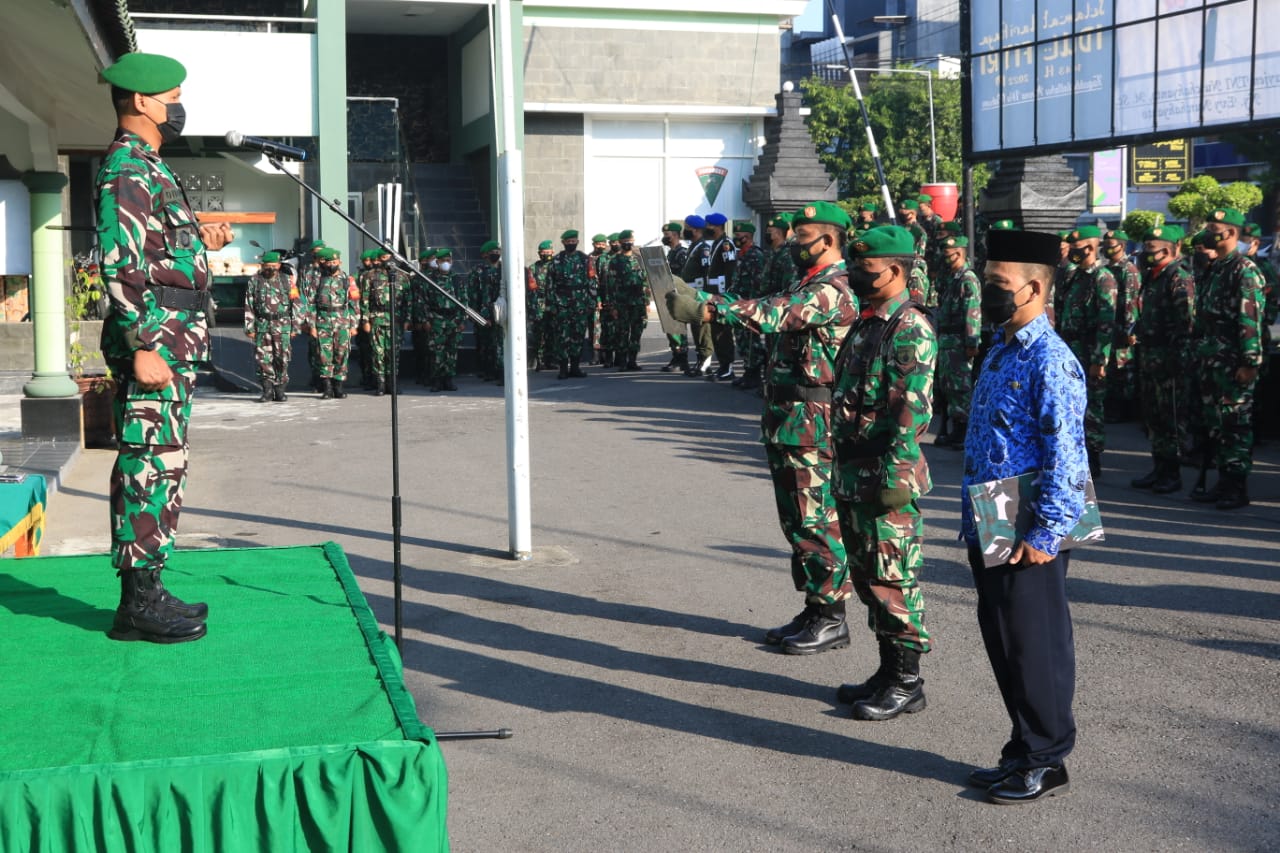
[149,285,205,311]
[767,384,832,403]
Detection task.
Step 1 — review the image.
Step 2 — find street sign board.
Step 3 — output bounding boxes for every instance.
[1130,140,1191,187]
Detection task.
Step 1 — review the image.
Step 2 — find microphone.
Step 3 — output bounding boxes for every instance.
[225,131,308,161]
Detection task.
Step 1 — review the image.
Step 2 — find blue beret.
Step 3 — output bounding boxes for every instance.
[705,213,728,226]
[685,215,706,229]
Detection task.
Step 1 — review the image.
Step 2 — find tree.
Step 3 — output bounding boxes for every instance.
[1167,175,1263,232]
[1121,210,1164,242]
[801,70,991,212]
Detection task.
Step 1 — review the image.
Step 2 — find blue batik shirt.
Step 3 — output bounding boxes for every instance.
[962,311,1088,556]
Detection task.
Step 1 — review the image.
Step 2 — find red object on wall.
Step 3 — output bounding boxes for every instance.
[921,183,959,221]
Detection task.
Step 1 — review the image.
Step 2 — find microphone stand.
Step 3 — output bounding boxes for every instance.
[262,156,511,743]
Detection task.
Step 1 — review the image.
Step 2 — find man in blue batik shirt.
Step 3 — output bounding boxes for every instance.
[962,228,1087,805]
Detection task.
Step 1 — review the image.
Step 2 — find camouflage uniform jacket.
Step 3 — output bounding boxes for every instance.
[1136,257,1195,366]
[469,262,503,321]
[96,129,210,364]
[709,261,858,447]
[527,259,553,317]
[1107,257,1142,346]
[243,271,297,334]
[1193,251,1265,368]
[593,251,614,305]
[360,265,408,323]
[730,243,767,300]
[907,222,928,257]
[830,289,936,503]
[404,266,435,325]
[428,271,467,317]
[1056,259,1117,368]
[763,244,797,297]
[907,257,933,307]
[934,263,982,348]
[549,250,593,313]
[610,252,647,308]
[312,269,358,323]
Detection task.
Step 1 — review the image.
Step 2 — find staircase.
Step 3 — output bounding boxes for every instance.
[407,164,490,270]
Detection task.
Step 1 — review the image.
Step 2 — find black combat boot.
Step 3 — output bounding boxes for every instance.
[374,376,385,396]
[150,568,208,621]
[321,378,334,399]
[1215,472,1250,510]
[558,362,570,380]
[274,383,288,402]
[108,569,207,643]
[1131,457,1161,489]
[836,635,895,704]
[948,419,967,451]
[625,356,642,371]
[1190,477,1222,503]
[781,601,850,655]
[1088,449,1101,478]
[740,366,763,390]
[764,603,818,646]
[852,645,926,720]
[332,379,347,399]
[443,376,458,391]
[429,377,443,392]
[1151,460,1182,494]
[661,349,686,373]
[568,357,587,378]
[257,382,273,403]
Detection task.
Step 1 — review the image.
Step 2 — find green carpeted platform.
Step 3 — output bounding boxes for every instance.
[0,543,448,852]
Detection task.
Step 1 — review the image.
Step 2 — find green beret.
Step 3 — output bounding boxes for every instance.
[860,202,878,213]
[1243,222,1263,239]
[102,52,187,95]
[1103,229,1129,242]
[591,233,607,243]
[537,240,553,251]
[1208,207,1244,227]
[848,225,915,258]
[316,247,339,260]
[309,240,326,250]
[916,193,933,205]
[1069,226,1102,241]
[734,222,756,234]
[898,199,919,211]
[435,247,453,258]
[480,240,500,253]
[768,215,791,231]
[940,236,968,249]
[664,222,684,233]
[608,233,620,242]
[989,220,1016,231]
[1148,224,1185,244]
[618,229,634,240]
[791,201,853,231]
[561,230,579,240]
[260,251,281,263]
[419,249,434,261]
[359,249,374,261]
[942,221,963,234]
[1056,230,1072,240]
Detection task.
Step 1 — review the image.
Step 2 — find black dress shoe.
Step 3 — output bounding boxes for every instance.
[967,758,1021,788]
[987,764,1070,804]
[780,613,850,655]
[763,606,815,646]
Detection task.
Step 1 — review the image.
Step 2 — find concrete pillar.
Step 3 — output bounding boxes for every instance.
[315,0,349,260]
[21,170,76,398]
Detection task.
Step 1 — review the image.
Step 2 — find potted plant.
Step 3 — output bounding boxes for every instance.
[67,255,115,448]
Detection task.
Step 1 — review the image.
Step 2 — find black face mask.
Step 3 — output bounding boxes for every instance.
[261,268,277,279]
[487,253,501,263]
[981,281,1031,326]
[619,242,634,252]
[539,253,553,262]
[849,266,889,299]
[147,97,186,144]
[789,235,827,269]
[565,242,579,252]
[1206,230,1228,248]
[1068,247,1091,265]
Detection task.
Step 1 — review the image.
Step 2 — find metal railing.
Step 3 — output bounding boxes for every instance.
[129,12,314,33]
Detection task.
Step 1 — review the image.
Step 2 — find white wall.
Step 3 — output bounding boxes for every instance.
[461,31,491,126]
[165,155,301,262]
[135,29,317,137]
[0,180,32,276]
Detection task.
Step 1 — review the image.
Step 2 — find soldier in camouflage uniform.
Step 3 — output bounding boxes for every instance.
[608,230,648,371]
[1055,226,1117,474]
[1242,222,1279,374]
[932,236,982,449]
[593,234,617,367]
[549,230,593,379]
[738,214,797,394]
[244,251,297,402]
[1189,208,1265,509]
[665,201,857,655]
[1102,230,1141,422]
[426,248,466,391]
[1131,225,1195,494]
[469,240,504,383]
[353,250,377,389]
[659,222,692,372]
[360,249,408,395]
[405,249,435,384]
[829,225,936,721]
[728,222,766,388]
[897,199,933,306]
[527,240,555,369]
[917,193,945,301]
[298,240,328,392]
[98,52,231,643]
[309,248,358,398]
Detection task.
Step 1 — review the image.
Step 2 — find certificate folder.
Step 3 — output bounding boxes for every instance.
[968,472,1105,568]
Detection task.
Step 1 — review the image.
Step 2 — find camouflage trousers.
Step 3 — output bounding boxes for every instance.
[734,329,766,371]
[937,337,974,422]
[1108,344,1137,405]
[835,500,930,652]
[552,304,592,364]
[307,331,321,381]
[1068,344,1107,453]
[1139,353,1185,464]
[367,316,398,379]
[764,443,850,605]
[109,361,195,571]
[598,305,619,355]
[475,323,501,377]
[429,317,462,379]
[315,315,353,381]
[1197,359,1258,476]
[615,303,647,359]
[250,321,292,385]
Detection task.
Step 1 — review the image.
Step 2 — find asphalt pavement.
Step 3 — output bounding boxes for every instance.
[28,325,1280,852]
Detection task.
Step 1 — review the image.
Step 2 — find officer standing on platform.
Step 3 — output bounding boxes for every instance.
[963,228,1086,804]
[244,251,297,402]
[664,201,858,656]
[661,221,691,373]
[932,235,982,449]
[98,51,231,643]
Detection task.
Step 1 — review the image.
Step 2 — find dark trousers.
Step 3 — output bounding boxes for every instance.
[967,544,1076,769]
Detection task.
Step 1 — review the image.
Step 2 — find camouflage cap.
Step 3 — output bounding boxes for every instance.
[1103,229,1129,242]
[1243,221,1263,239]
[260,251,281,263]
[102,52,187,95]
[940,235,968,249]
[848,225,915,257]
[561,229,579,240]
[592,233,608,243]
[1209,207,1244,227]
[1147,224,1185,244]
[537,239,553,251]
[734,222,756,234]
[792,200,852,231]
[316,247,340,260]
[898,199,919,211]
[1069,225,1102,241]
[480,240,500,253]
[989,219,1016,231]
